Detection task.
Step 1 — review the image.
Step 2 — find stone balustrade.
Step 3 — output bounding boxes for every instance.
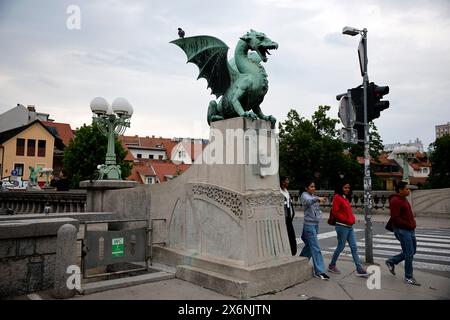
[289,190,393,215]
[0,190,87,214]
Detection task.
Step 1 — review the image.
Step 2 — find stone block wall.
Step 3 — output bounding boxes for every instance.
[0,236,57,297]
[0,218,79,298]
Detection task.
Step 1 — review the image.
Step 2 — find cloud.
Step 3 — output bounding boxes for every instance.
[0,0,449,149]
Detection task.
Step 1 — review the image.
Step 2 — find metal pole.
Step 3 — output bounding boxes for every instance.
[105,116,117,165]
[362,29,373,263]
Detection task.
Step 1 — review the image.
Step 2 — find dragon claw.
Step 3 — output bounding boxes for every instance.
[242,111,258,120]
[265,115,276,128]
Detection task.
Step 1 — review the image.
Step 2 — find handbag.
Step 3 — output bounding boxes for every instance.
[385,218,394,232]
[327,208,336,226]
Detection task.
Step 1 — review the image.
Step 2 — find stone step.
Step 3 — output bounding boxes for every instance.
[80,271,174,295]
[176,264,249,299]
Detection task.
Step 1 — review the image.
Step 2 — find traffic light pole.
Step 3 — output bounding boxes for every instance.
[361,29,374,264]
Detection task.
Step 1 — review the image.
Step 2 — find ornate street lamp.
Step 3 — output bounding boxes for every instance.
[90,97,133,180]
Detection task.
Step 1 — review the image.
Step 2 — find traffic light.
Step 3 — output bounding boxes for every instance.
[367,82,389,122]
[337,82,389,143]
[349,86,365,141]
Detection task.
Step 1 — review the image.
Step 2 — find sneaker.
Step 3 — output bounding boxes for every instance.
[327,264,341,274]
[405,277,421,286]
[355,268,369,277]
[385,260,396,275]
[314,273,330,280]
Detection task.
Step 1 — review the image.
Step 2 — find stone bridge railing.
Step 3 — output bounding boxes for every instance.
[289,190,392,215]
[0,190,87,214]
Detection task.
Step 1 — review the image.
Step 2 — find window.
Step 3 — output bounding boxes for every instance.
[137,154,142,159]
[38,140,46,157]
[27,139,36,156]
[16,138,25,156]
[149,155,154,159]
[158,155,163,160]
[146,177,154,184]
[14,163,24,176]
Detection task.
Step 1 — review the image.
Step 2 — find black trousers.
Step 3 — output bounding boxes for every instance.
[285,215,297,256]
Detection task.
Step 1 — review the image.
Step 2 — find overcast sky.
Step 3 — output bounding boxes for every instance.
[0,0,449,149]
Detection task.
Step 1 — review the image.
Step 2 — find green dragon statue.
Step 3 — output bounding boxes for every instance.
[171,30,278,128]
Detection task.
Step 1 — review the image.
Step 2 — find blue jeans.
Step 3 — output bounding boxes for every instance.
[387,228,417,279]
[330,224,363,270]
[300,224,325,275]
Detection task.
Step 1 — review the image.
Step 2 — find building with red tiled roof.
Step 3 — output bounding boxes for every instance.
[120,135,175,160]
[170,140,207,164]
[357,151,432,190]
[127,159,191,184]
[369,153,403,190]
[120,135,209,184]
[41,121,74,147]
[407,152,432,187]
[40,121,75,175]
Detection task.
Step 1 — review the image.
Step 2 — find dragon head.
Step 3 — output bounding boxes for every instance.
[240,30,278,63]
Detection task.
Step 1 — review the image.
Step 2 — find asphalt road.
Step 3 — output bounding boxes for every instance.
[292,217,450,278]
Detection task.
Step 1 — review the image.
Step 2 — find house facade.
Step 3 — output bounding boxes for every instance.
[435,122,450,139]
[0,120,64,182]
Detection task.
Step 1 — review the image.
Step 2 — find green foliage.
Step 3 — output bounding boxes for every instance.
[278,106,384,190]
[427,135,450,188]
[63,123,132,188]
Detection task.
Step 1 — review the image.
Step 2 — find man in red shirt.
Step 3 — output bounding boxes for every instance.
[386,181,420,286]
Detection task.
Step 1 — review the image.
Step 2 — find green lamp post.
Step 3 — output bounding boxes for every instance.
[90,97,133,180]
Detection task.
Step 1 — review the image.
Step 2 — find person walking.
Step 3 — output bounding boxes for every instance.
[385,181,420,286]
[55,170,70,191]
[299,180,329,280]
[280,176,297,256]
[327,181,368,277]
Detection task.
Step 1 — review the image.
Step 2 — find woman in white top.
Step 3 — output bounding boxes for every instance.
[280,176,297,255]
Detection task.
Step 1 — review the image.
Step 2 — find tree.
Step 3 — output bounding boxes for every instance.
[346,122,384,161]
[278,106,388,191]
[279,106,362,190]
[63,123,132,188]
[427,135,450,188]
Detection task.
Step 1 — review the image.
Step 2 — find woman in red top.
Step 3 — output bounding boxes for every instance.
[327,180,368,277]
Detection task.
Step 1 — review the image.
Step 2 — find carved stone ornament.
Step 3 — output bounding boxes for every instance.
[192,184,243,218]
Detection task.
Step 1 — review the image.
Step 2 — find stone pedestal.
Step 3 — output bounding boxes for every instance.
[80,180,138,212]
[150,118,312,298]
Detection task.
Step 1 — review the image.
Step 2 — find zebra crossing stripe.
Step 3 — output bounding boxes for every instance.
[350,248,450,263]
[296,229,364,243]
[374,234,450,243]
[414,234,450,239]
[321,250,450,272]
[355,242,450,255]
[370,238,450,248]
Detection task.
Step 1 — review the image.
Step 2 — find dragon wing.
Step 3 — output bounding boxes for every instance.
[171,36,234,98]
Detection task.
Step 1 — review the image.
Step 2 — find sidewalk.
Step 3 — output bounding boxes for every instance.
[18,215,450,301]
[66,254,450,300]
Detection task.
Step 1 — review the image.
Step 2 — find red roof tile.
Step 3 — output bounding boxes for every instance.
[42,121,74,147]
[126,159,191,183]
[149,160,191,183]
[119,140,135,161]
